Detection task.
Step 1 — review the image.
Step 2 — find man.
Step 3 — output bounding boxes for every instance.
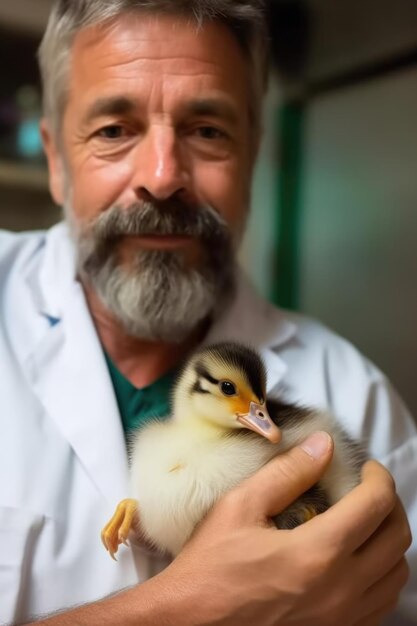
[0,1,415,624]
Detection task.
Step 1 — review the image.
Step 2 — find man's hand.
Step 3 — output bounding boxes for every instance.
[158,432,412,626]
[31,432,411,626]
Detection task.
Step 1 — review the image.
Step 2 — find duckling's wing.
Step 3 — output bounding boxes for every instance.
[266,397,367,467]
[266,398,314,429]
[267,397,367,507]
[266,399,334,528]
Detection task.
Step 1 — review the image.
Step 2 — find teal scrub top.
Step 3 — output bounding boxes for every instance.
[104,353,177,436]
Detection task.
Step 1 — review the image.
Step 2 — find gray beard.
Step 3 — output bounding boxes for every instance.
[67,202,237,342]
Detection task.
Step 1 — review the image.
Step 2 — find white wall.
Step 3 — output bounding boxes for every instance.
[298,66,417,416]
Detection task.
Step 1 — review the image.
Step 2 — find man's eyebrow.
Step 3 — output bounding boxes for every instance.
[185,99,239,126]
[81,96,240,126]
[82,96,137,124]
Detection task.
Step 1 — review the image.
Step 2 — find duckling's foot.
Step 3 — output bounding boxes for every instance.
[101,498,138,560]
[274,504,319,530]
[274,485,330,529]
[301,505,318,522]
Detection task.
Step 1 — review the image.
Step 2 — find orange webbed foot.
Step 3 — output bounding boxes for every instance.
[101,498,138,560]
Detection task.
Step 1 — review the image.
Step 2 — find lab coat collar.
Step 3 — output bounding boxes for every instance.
[35,222,78,321]
[204,272,297,392]
[36,224,297,393]
[23,223,129,504]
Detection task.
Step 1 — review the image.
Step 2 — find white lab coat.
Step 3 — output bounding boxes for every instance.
[0,222,416,625]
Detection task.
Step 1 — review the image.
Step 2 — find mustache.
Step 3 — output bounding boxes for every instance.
[77,198,234,276]
[85,199,231,244]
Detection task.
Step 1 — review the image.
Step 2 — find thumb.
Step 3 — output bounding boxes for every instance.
[238,431,334,520]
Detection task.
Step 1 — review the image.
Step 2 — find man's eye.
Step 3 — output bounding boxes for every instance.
[97,125,125,139]
[196,126,226,140]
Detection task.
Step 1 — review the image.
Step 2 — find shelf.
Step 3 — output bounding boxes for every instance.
[0,160,49,192]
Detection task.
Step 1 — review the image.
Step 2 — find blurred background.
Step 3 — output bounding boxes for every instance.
[1,0,417,419]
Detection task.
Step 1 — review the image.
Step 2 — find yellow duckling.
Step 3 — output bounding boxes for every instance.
[101,342,365,559]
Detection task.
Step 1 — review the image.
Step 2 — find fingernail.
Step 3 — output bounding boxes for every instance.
[300,431,332,459]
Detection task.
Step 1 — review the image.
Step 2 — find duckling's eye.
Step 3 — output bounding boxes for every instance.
[220,381,237,396]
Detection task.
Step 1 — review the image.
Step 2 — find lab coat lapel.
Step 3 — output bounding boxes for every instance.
[26,226,129,505]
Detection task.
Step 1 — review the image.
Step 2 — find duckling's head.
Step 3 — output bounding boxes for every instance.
[173,342,281,443]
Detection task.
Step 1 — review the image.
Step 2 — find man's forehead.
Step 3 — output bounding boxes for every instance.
[66,13,250,121]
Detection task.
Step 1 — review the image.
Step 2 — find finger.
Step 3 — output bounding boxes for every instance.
[306,460,397,554]
[358,558,409,619]
[231,431,334,522]
[354,497,412,588]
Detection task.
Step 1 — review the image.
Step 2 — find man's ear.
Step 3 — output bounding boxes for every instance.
[40,119,65,206]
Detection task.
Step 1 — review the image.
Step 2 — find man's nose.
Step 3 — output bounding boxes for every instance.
[131,125,189,201]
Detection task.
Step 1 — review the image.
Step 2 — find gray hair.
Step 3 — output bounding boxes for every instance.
[38,0,269,146]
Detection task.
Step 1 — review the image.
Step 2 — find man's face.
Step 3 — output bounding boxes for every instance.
[43,13,255,340]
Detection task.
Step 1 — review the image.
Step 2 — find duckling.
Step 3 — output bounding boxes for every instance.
[101,342,366,559]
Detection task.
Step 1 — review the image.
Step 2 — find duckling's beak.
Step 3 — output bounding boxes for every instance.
[236,402,281,443]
